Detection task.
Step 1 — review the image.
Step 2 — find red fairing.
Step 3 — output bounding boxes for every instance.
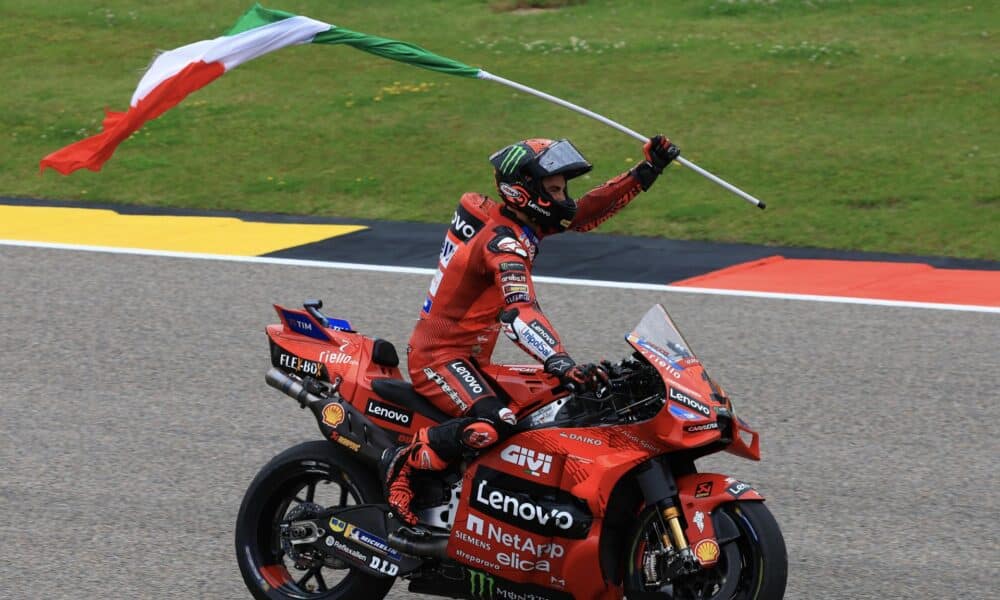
[479,364,564,417]
[267,306,438,442]
[676,473,765,567]
[258,301,779,598]
[727,415,761,460]
[446,427,664,600]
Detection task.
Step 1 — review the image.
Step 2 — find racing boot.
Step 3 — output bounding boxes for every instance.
[380,427,450,526]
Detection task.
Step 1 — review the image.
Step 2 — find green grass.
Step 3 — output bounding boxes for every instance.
[2,0,997,260]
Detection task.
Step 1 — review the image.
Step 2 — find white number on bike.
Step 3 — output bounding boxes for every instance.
[369,555,399,576]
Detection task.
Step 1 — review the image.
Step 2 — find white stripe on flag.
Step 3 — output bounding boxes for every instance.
[131,16,331,105]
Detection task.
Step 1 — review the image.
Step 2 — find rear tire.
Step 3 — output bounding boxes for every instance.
[625,501,787,599]
[235,441,395,600]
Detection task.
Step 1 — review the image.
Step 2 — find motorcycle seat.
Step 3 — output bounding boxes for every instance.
[371,378,452,423]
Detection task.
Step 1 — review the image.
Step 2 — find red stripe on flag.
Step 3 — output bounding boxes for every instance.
[40,60,226,175]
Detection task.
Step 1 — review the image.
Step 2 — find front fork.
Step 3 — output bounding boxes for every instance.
[635,460,700,581]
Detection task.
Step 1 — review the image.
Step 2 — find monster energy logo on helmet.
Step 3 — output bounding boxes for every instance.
[468,569,495,598]
[499,144,527,174]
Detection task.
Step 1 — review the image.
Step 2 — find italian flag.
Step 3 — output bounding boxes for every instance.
[40,3,481,175]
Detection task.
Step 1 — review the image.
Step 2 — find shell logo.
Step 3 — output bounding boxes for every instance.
[694,539,721,565]
[322,403,345,428]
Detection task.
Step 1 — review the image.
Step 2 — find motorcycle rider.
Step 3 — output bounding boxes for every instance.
[382,135,680,525]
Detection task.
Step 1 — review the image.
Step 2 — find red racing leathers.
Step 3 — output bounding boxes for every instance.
[408,167,647,417]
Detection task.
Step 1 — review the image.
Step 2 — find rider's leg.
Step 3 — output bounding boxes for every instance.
[383,360,515,525]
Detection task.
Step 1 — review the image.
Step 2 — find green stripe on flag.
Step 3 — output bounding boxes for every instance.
[312,28,480,78]
[228,4,481,79]
[226,3,298,35]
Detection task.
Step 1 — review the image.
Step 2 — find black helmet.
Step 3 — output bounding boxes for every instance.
[489,138,593,234]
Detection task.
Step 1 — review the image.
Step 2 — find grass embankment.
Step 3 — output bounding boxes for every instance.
[2,0,997,259]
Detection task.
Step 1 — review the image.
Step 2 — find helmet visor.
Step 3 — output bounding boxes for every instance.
[535,140,592,178]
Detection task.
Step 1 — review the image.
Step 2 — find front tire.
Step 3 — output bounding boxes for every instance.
[625,501,787,600]
[235,441,395,600]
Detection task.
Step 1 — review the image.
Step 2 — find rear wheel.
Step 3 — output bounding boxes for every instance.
[235,441,395,600]
[625,501,787,600]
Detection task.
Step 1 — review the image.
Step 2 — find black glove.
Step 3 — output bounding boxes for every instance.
[544,353,610,395]
[645,135,680,170]
[632,135,680,191]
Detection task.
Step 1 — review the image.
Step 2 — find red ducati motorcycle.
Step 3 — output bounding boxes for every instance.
[236,300,787,600]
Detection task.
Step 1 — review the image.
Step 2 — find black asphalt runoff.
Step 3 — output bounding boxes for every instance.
[4,196,997,282]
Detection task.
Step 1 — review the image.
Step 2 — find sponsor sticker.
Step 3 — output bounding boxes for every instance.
[439,237,458,267]
[684,422,719,433]
[669,387,711,417]
[490,235,528,258]
[668,404,702,421]
[499,261,526,272]
[318,348,353,365]
[321,403,345,428]
[504,292,531,305]
[527,319,558,347]
[335,436,361,452]
[499,181,524,199]
[500,444,553,477]
[726,480,753,498]
[369,554,399,576]
[423,367,469,412]
[500,272,527,284]
[694,482,713,498]
[279,308,330,341]
[693,511,705,533]
[514,322,556,360]
[450,205,484,242]
[464,568,573,600]
[346,524,402,560]
[274,350,327,378]
[559,431,603,446]
[635,337,684,364]
[468,569,496,598]
[694,539,721,565]
[328,517,348,533]
[465,514,486,536]
[502,284,529,296]
[365,398,413,427]
[429,269,444,296]
[446,360,489,401]
[470,466,592,539]
[329,538,368,564]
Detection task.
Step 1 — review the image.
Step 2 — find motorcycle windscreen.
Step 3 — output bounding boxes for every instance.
[625,304,699,364]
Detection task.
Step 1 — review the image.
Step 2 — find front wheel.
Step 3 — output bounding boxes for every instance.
[235,441,395,600]
[625,501,787,600]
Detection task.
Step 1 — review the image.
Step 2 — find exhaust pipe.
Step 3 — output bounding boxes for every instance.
[265,367,321,407]
[265,368,395,465]
[388,530,449,559]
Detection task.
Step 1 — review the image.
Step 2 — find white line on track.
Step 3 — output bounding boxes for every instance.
[3,239,998,314]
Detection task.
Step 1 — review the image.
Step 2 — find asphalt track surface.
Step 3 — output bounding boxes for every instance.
[1,245,997,600]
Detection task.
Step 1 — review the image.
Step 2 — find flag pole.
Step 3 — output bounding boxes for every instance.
[477,70,766,210]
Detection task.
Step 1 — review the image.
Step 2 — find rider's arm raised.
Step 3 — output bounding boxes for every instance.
[570,135,680,233]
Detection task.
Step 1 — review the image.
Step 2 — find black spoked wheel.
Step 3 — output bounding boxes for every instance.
[235,441,395,600]
[625,502,787,600]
